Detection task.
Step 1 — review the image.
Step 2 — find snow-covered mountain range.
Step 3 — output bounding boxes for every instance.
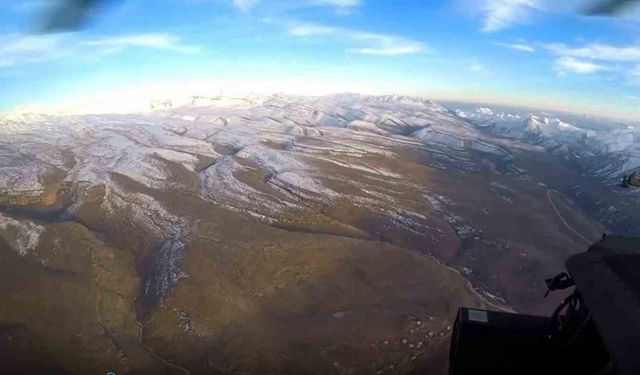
[451,103,640,182]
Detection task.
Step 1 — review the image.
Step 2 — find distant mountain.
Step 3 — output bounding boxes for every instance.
[450,103,640,183]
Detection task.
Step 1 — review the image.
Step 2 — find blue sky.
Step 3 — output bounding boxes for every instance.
[1,0,640,121]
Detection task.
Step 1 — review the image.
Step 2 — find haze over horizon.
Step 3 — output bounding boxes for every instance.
[1,0,640,122]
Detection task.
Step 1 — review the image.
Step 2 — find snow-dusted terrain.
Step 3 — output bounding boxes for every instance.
[1,94,638,285]
[0,212,44,256]
[0,94,534,235]
[2,93,637,375]
[0,94,547,306]
[2,94,638,280]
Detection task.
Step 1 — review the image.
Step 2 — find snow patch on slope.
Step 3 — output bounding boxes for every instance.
[0,213,45,256]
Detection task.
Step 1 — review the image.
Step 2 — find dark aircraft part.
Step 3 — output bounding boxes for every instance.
[621,171,640,188]
[38,0,118,33]
[449,308,551,375]
[543,272,574,297]
[584,0,640,15]
[450,307,611,375]
[451,235,640,375]
[566,235,640,375]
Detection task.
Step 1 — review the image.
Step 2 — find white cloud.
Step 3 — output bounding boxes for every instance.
[82,34,201,54]
[545,42,640,79]
[352,44,423,56]
[0,32,201,69]
[555,57,608,75]
[283,21,425,56]
[546,43,640,62]
[477,0,541,32]
[347,32,424,55]
[497,42,535,52]
[0,33,71,68]
[510,43,535,52]
[463,0,639,32]
[288,24,337,36]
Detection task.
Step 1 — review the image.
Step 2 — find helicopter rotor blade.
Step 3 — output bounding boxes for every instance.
[582,0,640,15]
[38,0,117,33]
